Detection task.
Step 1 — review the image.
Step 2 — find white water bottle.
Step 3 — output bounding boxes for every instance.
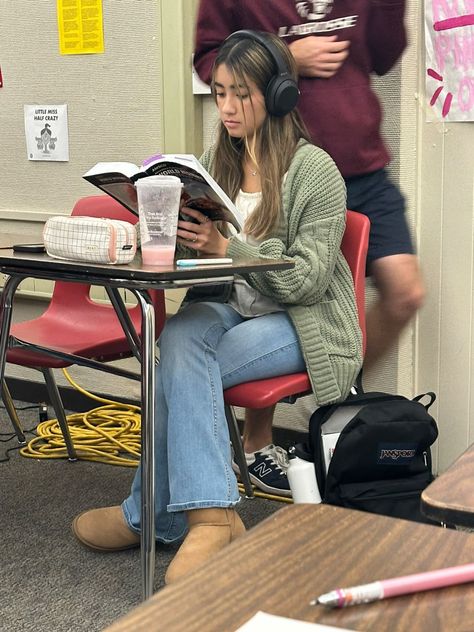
[287,444,322,503]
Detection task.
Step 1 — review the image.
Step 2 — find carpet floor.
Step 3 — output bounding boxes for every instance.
[0,403,283,632]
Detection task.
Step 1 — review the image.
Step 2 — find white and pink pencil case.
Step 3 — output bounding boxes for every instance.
[43,216,137,264]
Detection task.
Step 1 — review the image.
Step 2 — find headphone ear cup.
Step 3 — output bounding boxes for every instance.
[265,75,299,117]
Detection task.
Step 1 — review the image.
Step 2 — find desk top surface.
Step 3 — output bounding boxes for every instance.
[105,504,474,632]
[0,234,292,286]
[421,444,474,527]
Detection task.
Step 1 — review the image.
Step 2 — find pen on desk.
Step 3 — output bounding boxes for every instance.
[176,258,233,267]
[312,562,474,608]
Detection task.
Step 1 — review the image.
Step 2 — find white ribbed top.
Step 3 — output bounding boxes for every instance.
[228,189,283,317]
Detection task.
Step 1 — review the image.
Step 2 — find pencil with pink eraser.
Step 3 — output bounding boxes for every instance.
[314,562,474,607]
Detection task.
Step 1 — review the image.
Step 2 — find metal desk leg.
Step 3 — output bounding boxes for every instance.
[135,290,156,600]
[105,287,142,362]
[0,275,23,383]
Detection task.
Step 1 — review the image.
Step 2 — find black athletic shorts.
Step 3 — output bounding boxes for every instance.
[345,168,415,266]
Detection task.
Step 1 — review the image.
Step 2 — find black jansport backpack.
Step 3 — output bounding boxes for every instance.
[305,390,439,523]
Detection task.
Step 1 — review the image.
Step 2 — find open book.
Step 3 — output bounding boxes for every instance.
[83,153,243,231]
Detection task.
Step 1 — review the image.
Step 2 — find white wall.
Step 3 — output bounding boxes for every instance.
[394,1,474,473]
[0,0,163,223]
[417,89,474,472]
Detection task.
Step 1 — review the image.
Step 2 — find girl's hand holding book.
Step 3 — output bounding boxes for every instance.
[177,206,229,256]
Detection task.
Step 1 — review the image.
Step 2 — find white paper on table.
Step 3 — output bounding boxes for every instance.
[235,611,354,631]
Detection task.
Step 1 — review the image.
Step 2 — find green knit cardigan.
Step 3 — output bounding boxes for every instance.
[180,140,363,405]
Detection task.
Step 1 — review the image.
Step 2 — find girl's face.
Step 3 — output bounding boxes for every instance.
[214,64,267,139]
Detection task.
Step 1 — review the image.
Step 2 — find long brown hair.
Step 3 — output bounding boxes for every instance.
[210,32,310,239]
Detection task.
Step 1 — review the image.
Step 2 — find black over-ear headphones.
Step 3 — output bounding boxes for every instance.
[224,30,299,117]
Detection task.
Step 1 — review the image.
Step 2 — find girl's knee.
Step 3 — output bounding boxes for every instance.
[159,302,233,353]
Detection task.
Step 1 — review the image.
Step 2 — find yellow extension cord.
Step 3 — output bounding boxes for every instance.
[19,368,141,466]
[19,368,291,503]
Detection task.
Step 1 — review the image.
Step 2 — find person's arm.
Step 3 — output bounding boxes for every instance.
[368,0,407,75]
[194,0,239,84]
[226,148,347,306]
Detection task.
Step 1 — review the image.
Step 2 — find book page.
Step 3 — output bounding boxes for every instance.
[165,154,240,222]
[82,171,138,215]
[143,157,243,231]
[83,162,139,178]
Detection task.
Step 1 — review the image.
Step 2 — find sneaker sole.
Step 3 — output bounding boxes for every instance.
[247,472,292,498]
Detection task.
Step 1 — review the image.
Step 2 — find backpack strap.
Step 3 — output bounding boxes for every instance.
[412,392,436,411]
[352,368,364,395]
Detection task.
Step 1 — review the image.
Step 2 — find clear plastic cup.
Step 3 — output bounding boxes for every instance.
[136,175,183,266]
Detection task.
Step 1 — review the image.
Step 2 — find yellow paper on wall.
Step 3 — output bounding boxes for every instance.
[57,0,104,55]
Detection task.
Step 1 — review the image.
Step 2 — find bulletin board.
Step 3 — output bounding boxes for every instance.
[0,0,164,221]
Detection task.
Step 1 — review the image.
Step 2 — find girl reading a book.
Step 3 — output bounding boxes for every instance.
[72,31,362,584]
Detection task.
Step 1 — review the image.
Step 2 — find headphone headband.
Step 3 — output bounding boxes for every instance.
[224,30,299,117]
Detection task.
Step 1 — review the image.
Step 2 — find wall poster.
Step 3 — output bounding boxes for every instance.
[425,1,474,121]
[57,0,104,55]
[24,104,69,161]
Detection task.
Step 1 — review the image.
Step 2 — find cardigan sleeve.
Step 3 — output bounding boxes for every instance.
[226,147,347,306]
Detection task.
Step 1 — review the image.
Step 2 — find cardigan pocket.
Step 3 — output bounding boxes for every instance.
[316,299,360,359]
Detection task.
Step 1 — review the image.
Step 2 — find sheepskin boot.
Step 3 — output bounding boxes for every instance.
[72,506,140,552]
[165,508,245,584]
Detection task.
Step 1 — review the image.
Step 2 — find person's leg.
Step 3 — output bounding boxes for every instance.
[364,253,424,369]
[346,169,425,369]
[73,301,245,551]
[219,311,305,497]
[242,405,275,452]
[165,306,306,581]
[125,302,245,530]
[73,303,304,574]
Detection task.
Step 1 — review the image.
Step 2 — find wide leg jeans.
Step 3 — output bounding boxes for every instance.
[122,301,305,542]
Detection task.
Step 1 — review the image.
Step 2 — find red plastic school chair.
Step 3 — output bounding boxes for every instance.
[5,195,166,460]
[224,210,370,497]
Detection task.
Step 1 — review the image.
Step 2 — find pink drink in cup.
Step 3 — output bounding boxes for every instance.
[136,175,183,266]
[139,244,176,265]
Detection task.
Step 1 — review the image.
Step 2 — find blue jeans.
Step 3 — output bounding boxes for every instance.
[122,301,305,542]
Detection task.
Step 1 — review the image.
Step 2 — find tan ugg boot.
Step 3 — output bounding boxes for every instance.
[72,506,140,552]
[165,508,246,584]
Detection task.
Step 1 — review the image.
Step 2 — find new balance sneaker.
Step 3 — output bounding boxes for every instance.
[232,443,291,497]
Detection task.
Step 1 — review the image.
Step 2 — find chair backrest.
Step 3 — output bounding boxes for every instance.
[72,195,138,224]
[52,195,166,336]
[341,210,370,355]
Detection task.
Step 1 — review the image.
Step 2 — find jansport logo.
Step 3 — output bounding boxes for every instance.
[295,1,334,21]
[378,443,417,465]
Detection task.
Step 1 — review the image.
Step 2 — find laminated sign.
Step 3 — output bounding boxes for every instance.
[24,104,69,161]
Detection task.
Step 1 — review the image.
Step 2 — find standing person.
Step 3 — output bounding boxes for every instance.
[72,31,362,582]
[194,1,425,497]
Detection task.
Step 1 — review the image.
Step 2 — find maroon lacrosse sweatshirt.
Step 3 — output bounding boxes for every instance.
[194,0,407,178]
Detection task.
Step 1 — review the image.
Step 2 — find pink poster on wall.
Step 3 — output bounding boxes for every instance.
[425,0,474,121]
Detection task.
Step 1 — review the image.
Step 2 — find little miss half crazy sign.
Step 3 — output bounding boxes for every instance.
[425,0,474,121]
